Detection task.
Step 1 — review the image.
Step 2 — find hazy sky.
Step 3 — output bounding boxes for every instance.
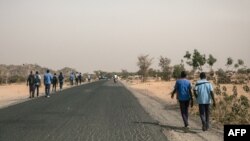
[0,0,249,73]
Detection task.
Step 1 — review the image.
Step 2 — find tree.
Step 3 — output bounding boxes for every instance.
[172,64,185,80]
[238,59,244,67]
[121,69,129,79]
[234,64,239,71]
[137,54,153,82]
[158,56,172,81]
[207,54,217,70]
[226,57,233,70]
[183,49,206,71]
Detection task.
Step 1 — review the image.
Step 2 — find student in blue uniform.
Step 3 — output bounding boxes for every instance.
[171,71,193,128]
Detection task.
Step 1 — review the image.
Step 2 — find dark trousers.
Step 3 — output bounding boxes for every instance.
[199,104,210,129]
[59,82,63,90]
[52,84,57,92]
[179,100,190,127]
[45,84,51,96]
[35,85,39,96]
[29,85,35,98]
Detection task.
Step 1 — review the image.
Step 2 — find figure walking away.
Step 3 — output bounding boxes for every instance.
[58,72,64,91]
[44,70,53,98]
[27,71,35,98]
[194,72,216,131]
[70,72,74,86]
[52,73,58,92]
[34,71,41,97]
[171,71,193,128]
[78,73,82,85]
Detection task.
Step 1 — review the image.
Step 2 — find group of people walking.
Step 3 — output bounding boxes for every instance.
[69,72,84,86]
[171,71,216,131]
[27,69,215,131]
[27,70,65,98]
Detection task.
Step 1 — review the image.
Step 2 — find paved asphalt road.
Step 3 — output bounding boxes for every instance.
[0,80,167,141]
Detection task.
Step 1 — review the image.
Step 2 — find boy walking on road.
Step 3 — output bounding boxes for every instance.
[44,70,53,98]
[58,72,64,91]
[194,72,216,131]
[27,71,35,98]
[52,73,58,92]
[171,71,193,128]
[34,71,41,97]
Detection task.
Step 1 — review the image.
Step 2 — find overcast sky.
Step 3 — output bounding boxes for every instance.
[0,0,249,73]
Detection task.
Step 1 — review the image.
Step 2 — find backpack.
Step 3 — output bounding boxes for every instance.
[34,75,41,86]
[58,75,64,82]
[53,76,57,84]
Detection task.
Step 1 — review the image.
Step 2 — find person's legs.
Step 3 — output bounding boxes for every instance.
[36,85,39,97]
[29,85,32,98]
[205,104,210,130]
[60,82,63,91]
[47,84,51,97]
[179,101,189,127]
[199,104,206,131]
[45,84,48,97]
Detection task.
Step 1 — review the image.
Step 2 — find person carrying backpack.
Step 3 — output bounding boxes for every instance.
[58,72,64,91]
[52,73,58,92]
[27,71,35,98]
[34,71,41,97]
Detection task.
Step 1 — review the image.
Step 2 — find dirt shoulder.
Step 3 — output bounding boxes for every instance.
[122,80,223,141]
[0,82,74,109]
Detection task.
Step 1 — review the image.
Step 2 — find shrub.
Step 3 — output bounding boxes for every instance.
[243,85,250,93]
[216,69,231,84]
[8,75,26,83]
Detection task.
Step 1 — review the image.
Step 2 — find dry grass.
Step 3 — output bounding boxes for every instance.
[128,79,250,125]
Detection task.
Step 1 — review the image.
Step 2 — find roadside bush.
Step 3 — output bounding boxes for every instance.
[211,86,250,124]
[8,75,26,83]
[243,85,250,93]
[216,69,231,84]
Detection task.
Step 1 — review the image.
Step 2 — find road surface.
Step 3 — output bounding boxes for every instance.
[0,80,167,141]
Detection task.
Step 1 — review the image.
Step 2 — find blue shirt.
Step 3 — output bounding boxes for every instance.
[44,73,53,85]
[195,79,213,104]
[174,79,191,101]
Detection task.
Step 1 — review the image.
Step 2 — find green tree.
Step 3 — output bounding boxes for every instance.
[238,59,244,67]
[121,69,129,79]
[137,54,153,82]
[158,56,172,81]
[172,64,185,79]
[226,57,233,70]
[207,54,217,70]
[184,49,206,71]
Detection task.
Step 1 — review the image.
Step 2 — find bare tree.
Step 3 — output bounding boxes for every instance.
[137,54,153,82]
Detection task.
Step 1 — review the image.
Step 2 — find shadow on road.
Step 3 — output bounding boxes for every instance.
[133,121,199,134]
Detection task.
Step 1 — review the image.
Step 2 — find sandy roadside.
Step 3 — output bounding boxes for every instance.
[0,83,73,109]
[122,80,224,141]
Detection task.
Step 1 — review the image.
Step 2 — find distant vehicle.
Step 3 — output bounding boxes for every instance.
[99,76,107,80]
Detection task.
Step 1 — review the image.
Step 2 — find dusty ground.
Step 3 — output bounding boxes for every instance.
[0,83,72,109]
[123,80,246,141]
[124,79,250,141]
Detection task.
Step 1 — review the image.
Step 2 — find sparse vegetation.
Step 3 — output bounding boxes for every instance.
[158,56,172,81]
[137,54,154,82]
